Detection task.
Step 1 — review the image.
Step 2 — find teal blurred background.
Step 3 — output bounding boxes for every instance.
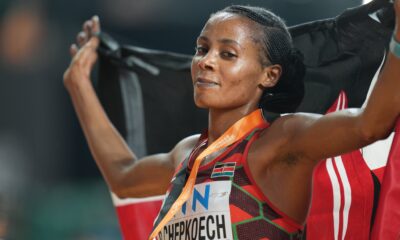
[0,0,365,239]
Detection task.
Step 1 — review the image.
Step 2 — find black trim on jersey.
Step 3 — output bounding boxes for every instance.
[301,225,307,240]
[262,109,281,124]
[370,170,381,232]
[152,157,189,230]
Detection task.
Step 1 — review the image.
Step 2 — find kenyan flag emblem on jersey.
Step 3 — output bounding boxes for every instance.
[211,162,236,178]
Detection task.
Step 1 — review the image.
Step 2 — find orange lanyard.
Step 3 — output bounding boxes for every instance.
[149,109,265,239]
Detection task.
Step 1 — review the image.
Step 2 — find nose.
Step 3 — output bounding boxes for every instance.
[197,51,216,71]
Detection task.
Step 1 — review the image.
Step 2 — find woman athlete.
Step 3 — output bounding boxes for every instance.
[64,2,400,239]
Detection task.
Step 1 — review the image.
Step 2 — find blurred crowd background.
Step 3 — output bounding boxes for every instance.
[0,0,367,239]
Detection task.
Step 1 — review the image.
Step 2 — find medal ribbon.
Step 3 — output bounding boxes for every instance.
[149,109,264,239]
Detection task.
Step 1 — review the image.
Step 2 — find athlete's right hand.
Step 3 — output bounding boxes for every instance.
[63,16,101,90]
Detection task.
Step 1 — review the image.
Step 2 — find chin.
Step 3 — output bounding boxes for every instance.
[194,98,234,110]
[195,104,209,110]
[194,94,223,109]
[193,97,211,109]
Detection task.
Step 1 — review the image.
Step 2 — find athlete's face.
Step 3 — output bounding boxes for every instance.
[191,13,280,110]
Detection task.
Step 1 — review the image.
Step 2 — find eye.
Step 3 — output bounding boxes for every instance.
[220,51,237,59]
[195,46,208,55]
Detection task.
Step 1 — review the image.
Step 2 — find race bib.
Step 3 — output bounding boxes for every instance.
[157,181,233,240]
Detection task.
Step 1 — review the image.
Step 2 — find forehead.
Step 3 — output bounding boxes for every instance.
[199,12,258,44]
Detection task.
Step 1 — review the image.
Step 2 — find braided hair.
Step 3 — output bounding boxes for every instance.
[216,5,305,113]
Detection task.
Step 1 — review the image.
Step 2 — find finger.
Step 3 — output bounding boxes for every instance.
[85,35,100,49]
[83,20,92,38]
[70,44,79,57]
[76,31,87,47]
[91,15,101,36]
[78,36,100,57]
[77,42,99,69]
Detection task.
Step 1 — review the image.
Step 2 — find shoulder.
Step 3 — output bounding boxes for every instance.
[263,112,323,138]
[174,134,201,151]
[170,134,201,168]
[276,112,322,123]
[253,113,324,157]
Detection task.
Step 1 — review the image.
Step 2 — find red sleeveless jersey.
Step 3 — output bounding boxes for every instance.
[155,123,303,240]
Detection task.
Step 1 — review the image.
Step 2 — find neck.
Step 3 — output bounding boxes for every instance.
[207,104,259,145]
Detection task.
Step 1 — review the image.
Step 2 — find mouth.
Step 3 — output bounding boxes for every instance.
[195,77,219,88]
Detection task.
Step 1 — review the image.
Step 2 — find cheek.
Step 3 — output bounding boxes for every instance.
[221,64,264,103]
[223,62,259,89]
[190,58,197,82]
[225,56,257,76]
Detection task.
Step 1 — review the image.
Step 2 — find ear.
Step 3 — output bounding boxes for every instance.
[259,64,282,89]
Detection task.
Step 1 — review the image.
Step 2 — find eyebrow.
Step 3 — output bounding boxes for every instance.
[197,36,241,47]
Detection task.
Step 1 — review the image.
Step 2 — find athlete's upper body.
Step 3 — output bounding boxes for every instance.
[63,1,400,230]
[155,122,304,239]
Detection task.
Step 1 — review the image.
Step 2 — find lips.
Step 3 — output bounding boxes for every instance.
[195,77,219,87]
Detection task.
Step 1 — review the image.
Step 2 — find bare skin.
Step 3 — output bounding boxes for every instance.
[64,2,400,225]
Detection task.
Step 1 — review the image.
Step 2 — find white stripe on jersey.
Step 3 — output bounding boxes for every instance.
[326,158,341,240]
[334,156,352,240]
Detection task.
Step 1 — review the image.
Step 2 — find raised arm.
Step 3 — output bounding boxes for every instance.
[277,1,400,163]
[63,16,198,198]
